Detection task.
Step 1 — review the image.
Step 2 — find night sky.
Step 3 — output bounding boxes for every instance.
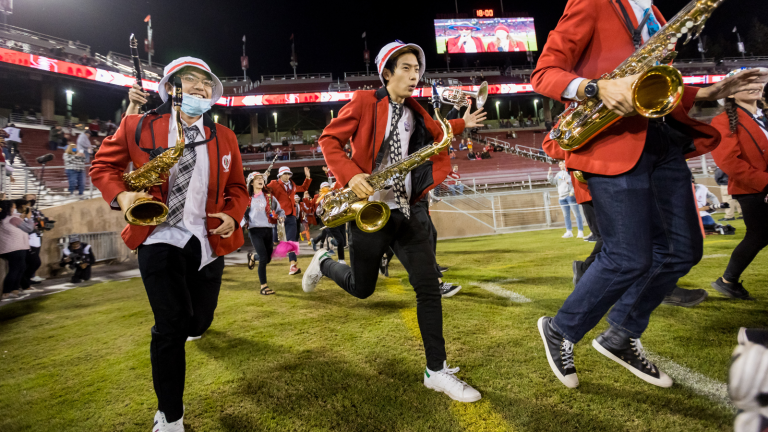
[7,0,767,79]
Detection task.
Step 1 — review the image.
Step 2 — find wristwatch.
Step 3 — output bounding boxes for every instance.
[584,79,600,99]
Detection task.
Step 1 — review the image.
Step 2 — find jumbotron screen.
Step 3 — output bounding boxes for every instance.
[435,17,538,54]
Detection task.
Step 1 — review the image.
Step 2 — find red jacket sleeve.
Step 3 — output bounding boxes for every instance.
[710,115,768,193]
[219,128,249,227]
[542,133,566,160]
[89,115,136,210]
[296,178,312,194]
[531,0,598,102]
[319,92,365,187]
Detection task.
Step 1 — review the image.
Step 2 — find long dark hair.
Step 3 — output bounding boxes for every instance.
[725,97,768,134]
[0,200,13,221]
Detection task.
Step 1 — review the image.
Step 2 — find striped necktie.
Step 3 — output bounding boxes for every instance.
[388,102,410,218]
[166,125,200,226]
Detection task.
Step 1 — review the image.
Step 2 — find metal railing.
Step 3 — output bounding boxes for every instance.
[0,24,90,53]
[261,72,333,82]
[426,66,500,74]
[344,71,378,78]
[60,231,120,262]
[241,149,324,165]
[0,164,99,206]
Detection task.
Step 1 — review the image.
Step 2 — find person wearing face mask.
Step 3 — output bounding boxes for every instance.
[262,165,312,275]
[485,24,527,52]
[445,23,486,54]
[710,68,768,301]
[90,56,248,432]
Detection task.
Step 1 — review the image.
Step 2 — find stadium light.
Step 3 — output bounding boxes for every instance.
[533,99,539,124]
[214,114,219,123]
[273,112,278,141]
[495,100,500,121]
[65,90,74,121]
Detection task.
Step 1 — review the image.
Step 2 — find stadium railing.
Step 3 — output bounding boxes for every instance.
[59,231,121,263]
[261,73,333,82]
[0,24,90,55]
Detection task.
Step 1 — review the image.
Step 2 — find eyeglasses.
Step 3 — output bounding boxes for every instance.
[179,74,214,89]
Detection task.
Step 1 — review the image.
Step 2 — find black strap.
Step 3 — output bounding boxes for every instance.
[616,0,651,49]
[133,109,217,160]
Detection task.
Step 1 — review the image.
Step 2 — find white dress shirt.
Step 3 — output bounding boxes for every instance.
[370,103,414,210]
[562,0,658,100]
[143,115,214,270]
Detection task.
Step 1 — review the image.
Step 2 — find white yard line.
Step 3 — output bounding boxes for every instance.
[476,282,532,303]
[702,254,729,259]
[645,351,734,409]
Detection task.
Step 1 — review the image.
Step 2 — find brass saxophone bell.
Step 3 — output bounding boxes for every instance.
[124,197,169,226]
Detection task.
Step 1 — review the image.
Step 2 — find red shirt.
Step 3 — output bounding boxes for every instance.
[266,178,312,217]
[446,172,461,186]
[710,109,768,195]
[531,0,719,176]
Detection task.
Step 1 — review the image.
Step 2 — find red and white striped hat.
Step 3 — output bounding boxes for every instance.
[157,56,223,105]
[278,166,293,177]
[375,41,426,86]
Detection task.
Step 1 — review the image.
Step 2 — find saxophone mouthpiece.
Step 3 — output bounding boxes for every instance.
[173,76,183,109]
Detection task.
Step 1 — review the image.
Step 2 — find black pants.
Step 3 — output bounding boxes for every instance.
[327,225,346,260]
[384,200,442,276]
[284,215,299,261]
[581,201,604,268]
[137,237,225,423]
[71,264,92,282]
[723,193,768,282]
[321,206,445,370]
[1,250,26,293]
[249,227,273,285]
[20,247,41,288]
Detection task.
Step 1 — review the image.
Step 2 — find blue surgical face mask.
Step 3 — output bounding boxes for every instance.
[180,93,212,116]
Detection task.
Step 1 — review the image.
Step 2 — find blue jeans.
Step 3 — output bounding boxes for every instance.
[558,195,583,231]
[449,184,464,195]
[700,214,715,227]
[66,169,85,195]
[552,122,703,342]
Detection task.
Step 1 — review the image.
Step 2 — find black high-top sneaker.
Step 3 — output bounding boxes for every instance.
[537,317,578,388]
[592,326,672,388]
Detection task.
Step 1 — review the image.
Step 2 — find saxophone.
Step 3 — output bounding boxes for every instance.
[122,77,185,226]
[317,94,454,233]
[550,0,725,151]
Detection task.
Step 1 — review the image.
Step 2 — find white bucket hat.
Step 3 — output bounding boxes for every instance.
[157,56,223,105]
[278,166,293,177]
[319,182,330,189]
[375,40,426,86]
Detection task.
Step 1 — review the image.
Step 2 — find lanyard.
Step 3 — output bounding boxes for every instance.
[615,0,651,49]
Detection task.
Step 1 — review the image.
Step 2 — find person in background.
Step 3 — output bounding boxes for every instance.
[548,162,584,239]
[63,143,86,198]
[467,150,477,160]
[709,70,768,301]
[714,166,742,221]
[88,118,100,134]
[445,22,486,53]
[449,148,456,159]
[486,24,527,52]
[480,147,492,159]
[264,166,312,275]
[3,123,22,165]
[447,165,463,195]
[242,171,285,295]
[0,199,34,301]
[301,191,317,229]
[693,179,723,230]
[459,138,468,151]
[60,234,95,284]
[17,196,43,292]
[76,130,93,163]
[467,139,473,152]
[48,125,66,150]
[105,119,117,135]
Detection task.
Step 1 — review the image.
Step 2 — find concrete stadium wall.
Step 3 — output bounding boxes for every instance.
[35,198,136,278]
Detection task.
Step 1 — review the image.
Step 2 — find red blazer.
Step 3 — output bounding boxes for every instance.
[710,109,768,195]
[319,87,463,204]
[267,178,311,217]
[446,36,486,53]
[300,198,317,225]
[531,0,720,176]
[90,106,249,254]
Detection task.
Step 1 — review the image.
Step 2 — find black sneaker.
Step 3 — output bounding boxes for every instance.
[592,327,672,388]
[438,265,449,273]
[537,316,578,388]
[572,261,586,286]
[738,327,768,347]
[719,217,735,221]
[583,234,596,242]
[440,282,462,298]
[661,286,708,307]
[711,277,753,300]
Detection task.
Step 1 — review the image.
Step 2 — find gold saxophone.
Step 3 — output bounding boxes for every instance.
[122,77,185,226]
[317,102,454,233]
[550,0,725,151]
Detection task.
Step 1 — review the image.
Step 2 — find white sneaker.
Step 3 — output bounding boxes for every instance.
[31,276,45,282]
[338,259,347,265]
[577,230,584,239]
[22,287,43,293]
[302,249,331,293]
[424,361,482,403]
[152,410,184,432]
[562,231,573,239]
[186,335,202,342]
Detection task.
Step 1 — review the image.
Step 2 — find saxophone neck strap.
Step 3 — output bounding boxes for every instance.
[133,102,217,160]
[616,0,651,49]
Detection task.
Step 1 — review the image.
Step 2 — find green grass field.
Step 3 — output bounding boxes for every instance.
[1,222,766,432]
